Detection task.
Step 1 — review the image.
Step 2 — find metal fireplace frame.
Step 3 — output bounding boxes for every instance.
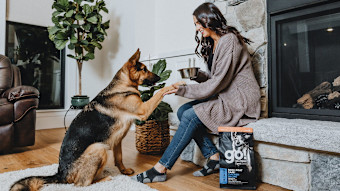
[267,0,340,122]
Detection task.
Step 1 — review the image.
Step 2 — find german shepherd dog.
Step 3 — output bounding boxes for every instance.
[10,49,175,191]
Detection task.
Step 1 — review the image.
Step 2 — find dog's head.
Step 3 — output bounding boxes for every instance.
[127,49,160,86]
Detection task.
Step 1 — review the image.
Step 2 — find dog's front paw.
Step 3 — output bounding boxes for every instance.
[165,85,176,92]
[161,86,177,96]
[121,168,134,175]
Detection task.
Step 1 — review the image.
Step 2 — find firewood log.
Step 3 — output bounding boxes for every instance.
[297,82,332,109]
[297,94,313,109]
[332,76,340,86]
[328,91,340,100]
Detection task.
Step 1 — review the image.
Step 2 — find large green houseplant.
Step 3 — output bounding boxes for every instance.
[48,0,110,107]
[135,59,173,155]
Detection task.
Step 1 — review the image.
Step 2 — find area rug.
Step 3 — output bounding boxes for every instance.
[0,164,157,191]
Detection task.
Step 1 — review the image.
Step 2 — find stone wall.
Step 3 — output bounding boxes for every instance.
[207,0,268,117]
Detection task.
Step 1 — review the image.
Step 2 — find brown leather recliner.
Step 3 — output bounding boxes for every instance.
[0,54,40,152]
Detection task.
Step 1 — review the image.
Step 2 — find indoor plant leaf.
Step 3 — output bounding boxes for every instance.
[51,16,60,25]
[152,59,166,76]
[158,70,172,83]
[83,4,92,16]
[141,93,151,102]
[54,39,68,50]
[81,40,89,45]
[103,20,110,29]
[55,32,68,40]
[75,13,84,20]
[75,46,82,55]
[63,20,72,26]
[54,1,67,11]
[52,11,62,17]
[67,54,76,59]
[102,7,108,13]
[87,16,98,24]
[83,23,91,31]
[48,26,60,35]
[58,0,69,7]
[70,35,77,43]
[84,52,95,60]
[90,41,102,49]
[68,43,75,50]
[84,45,95,53]
[88,33,93,39]
[65,10,74,17]
[152,83,165,90]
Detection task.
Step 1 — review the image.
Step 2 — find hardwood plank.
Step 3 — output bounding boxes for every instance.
[0,128,290,191]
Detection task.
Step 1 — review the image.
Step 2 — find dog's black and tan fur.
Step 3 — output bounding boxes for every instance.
[10,49,175,191]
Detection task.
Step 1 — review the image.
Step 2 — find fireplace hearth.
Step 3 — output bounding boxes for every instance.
[268,0,340,121]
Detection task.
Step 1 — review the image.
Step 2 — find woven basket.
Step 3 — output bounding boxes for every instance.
[135,120,170,155]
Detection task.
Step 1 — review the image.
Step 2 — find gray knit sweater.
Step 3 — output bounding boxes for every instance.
[176,33,261,134]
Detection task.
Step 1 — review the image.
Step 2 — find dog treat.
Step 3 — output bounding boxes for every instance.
[218,127,256,190]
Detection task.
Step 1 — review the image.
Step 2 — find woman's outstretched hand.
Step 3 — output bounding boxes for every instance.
[163,81,186,96]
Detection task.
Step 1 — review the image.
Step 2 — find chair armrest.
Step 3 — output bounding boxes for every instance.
[1,86,39,102]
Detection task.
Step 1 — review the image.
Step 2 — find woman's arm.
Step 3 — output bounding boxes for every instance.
[176,34,242,99]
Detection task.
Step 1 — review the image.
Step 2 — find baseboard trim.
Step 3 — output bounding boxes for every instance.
[36,110,80,130]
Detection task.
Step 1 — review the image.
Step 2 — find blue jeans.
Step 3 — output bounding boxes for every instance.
[158,100,219,170]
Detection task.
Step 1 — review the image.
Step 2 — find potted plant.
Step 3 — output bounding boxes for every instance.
[48,0,110,107]
[135,59,173,155]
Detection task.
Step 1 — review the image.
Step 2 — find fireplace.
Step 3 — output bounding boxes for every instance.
[268,0,340,121]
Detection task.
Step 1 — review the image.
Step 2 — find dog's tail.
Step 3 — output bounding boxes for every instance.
[10,174,61,191]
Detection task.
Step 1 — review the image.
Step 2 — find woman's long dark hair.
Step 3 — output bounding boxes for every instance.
[193,3,251,63]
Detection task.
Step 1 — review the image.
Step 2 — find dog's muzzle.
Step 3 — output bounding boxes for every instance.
[143,74,160,86]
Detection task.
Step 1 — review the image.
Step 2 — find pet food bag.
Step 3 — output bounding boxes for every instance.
[218,127,256,190]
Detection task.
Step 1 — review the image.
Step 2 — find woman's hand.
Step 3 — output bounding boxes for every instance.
[172,81,186,88]
[163,81,186,96]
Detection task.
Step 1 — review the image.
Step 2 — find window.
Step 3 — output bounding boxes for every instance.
[6,21,65,109]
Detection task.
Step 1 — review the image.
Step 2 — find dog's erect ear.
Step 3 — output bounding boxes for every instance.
[129,48,141,64]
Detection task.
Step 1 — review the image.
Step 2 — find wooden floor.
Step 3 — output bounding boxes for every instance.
[0,128,289,191]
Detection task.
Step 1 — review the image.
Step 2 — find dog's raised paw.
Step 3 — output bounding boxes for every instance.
[121,168,134,175]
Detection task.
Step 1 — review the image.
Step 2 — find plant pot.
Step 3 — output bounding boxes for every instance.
[71,95,89,108]
[135,120,170,155]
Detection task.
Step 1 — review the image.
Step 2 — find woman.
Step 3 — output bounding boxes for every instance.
[132,2,261,183]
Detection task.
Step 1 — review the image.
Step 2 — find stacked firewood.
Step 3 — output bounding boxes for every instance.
[297,76,340,110]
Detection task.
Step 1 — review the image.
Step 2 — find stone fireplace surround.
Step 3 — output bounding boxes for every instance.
[169,1,340,190]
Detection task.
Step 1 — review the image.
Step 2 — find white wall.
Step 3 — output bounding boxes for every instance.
[3,0,205,129]
[134,1,156,59]
[154,0,204,56]
[6,0,54,27]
